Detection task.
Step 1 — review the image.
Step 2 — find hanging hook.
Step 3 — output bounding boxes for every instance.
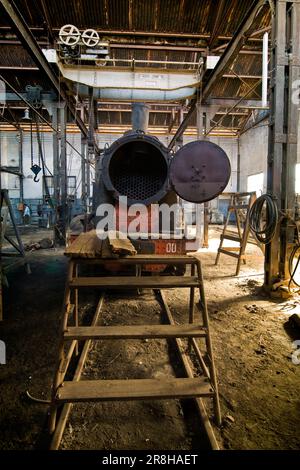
[30,164,41,183]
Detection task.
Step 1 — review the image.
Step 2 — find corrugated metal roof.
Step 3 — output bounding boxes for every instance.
[0,45,36,68]
[0,0,271,133]
[210,77,262,100]
[0,0,269,36]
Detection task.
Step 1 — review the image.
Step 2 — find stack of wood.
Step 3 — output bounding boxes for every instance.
[65,230,137,259]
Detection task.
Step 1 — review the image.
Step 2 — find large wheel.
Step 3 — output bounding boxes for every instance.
[82,29,99,47]
[59,24,81,46]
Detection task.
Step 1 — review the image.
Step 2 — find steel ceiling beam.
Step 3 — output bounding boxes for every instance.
[168,0,268,148]
[39,0,54,42]
[0,0,91,141]
[0,27,267,43]
[209,0,227,49]
[0,65,262,82]
[168,99,197,148]
[204,98,269,109]
[0,39,265,56]
[204,79,263,136]
[110,43,206,52]
[202,0,267,99]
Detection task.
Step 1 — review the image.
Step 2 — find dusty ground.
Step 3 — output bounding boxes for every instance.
[0,227,300,450]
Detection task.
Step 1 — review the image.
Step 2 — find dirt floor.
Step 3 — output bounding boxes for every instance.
[1,227,300,450]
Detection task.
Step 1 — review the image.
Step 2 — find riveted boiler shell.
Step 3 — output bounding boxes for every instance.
[170,140,231,203]
[101,132,170,206]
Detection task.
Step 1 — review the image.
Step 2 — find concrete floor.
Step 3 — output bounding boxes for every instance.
[0,227,300,450]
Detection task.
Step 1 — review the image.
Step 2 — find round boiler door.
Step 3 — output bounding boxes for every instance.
[170,140,231,203]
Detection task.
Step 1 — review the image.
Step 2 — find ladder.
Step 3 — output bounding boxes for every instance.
[215,192,258,276]
[48,254,221,450]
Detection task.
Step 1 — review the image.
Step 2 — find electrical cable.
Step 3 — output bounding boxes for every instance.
[30,118,33,168]
[287,220,300,293]
[249,193,279,244]
[41,125,53,176]
[0,74,94,169]
[35,116,54,208]
[288,243,300,293]
[67,147,74,176]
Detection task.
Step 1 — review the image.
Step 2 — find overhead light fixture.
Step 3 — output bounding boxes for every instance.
[21,108,31,120]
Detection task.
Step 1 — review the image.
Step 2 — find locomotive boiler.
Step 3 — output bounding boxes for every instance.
[93,103,231,262]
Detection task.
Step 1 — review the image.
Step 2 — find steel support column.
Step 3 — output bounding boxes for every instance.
[168,0,267,149]
[18,129,23,202]
[80,105,87,214]
[86,88,96,213]
[265,0,300,286]
[86,159,91,211]
[196,101,209,248]
[59,103,67,244]
[52,104,60,245]
[237,136,241,192]
[176,108,184,148]
[81,136,87,213]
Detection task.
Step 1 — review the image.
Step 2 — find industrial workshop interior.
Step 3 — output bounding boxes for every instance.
[0,0,300,460]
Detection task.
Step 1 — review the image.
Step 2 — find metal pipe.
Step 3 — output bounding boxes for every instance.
[132,103,149,132]
[262,32,269,107]
[237,135,241,192]
[19,129,24,202]
[89,87,196,102]
[68,58,201,66]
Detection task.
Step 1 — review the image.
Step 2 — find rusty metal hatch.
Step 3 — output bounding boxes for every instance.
[170,140,231,203]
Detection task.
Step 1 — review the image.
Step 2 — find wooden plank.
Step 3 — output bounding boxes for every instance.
[64,324,207,340]
[221,234,242,243]
[65,230,137,258]
[50,295,105,450]
[69,276,199,289]
[73,254,198,265]
[65,230,103,258]
[108,231,137,256]
[218,249,240,258]
[158,290,220,451]
[228,205,249,211]
[220,247,241,252]
[100,237,116,259]
[221,229,259,245]
[56,377,213,403]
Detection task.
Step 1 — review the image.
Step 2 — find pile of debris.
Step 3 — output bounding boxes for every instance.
[24,238,54,251]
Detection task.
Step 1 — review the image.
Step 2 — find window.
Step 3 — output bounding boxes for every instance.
[67,176,76,195]
[43,176,54,196]
[43,176,76,197]
[247,172,264,196]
